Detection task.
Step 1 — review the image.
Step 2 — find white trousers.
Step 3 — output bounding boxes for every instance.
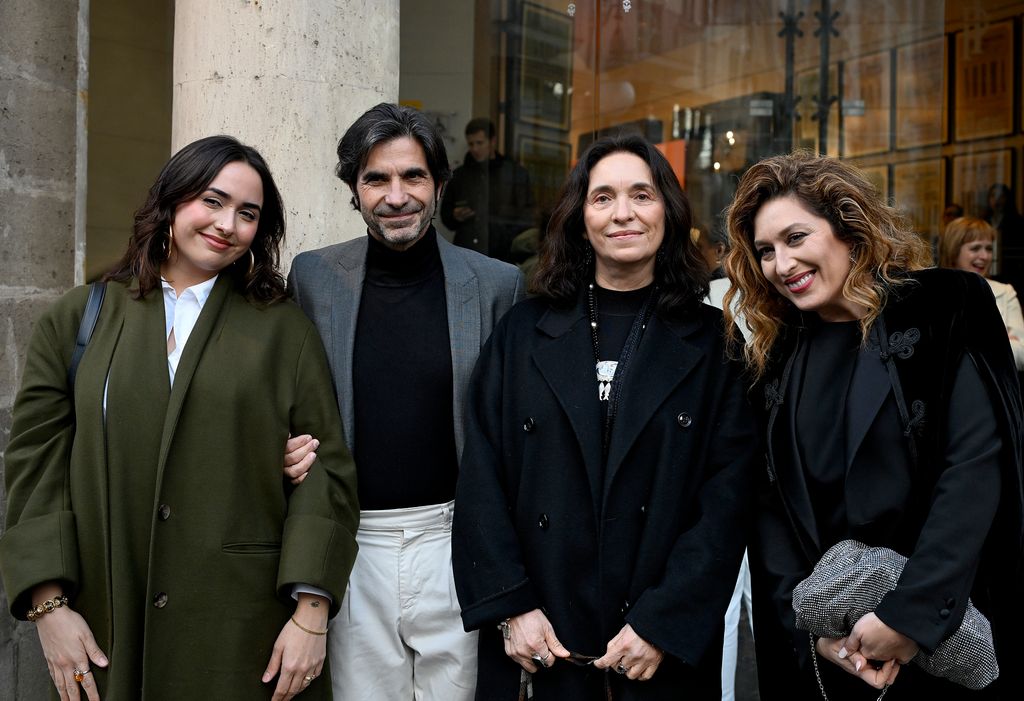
[329,500,478,700]
[721,550,753,701]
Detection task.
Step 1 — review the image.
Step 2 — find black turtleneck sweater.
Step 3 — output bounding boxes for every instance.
[352,229,458,509]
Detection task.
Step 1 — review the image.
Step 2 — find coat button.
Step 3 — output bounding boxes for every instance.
[939,608,950,619]
[157,504,171,521]
[639,505,646,515]
[945,597,956,608]
[153,592,168,608]
[523,417,536,432]
[676,412,692,428]
[538,513,549,530]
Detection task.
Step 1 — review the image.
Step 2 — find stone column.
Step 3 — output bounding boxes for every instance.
[172,0,401,264]
[0,0,89,697]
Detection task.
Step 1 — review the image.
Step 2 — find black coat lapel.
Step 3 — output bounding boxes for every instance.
[845,329,892,470]
[602,315,704,506]
[778,340,820,553]
[533,304,605,514]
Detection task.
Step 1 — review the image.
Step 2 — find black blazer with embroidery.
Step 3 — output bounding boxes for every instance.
[749,268,1024,698]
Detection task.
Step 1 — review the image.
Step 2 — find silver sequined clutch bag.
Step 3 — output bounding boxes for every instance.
[792,539,998,690]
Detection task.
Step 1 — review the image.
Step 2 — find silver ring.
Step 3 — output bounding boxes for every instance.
[531,653,543,661]
[541,652,551,662]
[615,663,628,674]
[303,675,315,685]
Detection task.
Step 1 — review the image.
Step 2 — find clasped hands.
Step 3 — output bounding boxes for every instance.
[816,612,920,690]
[502,608,663,682]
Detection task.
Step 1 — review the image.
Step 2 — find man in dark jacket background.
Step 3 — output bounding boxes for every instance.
[441,117,534,262]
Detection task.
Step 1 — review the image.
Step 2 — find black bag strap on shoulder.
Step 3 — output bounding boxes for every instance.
[68,282,107,390]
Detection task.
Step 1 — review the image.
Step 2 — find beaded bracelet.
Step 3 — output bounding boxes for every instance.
[26,594,69,622]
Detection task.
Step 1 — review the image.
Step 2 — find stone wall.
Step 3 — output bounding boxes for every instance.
[0,0,88,696]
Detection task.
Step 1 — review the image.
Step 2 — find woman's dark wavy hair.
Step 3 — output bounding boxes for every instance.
[105,135,287,303]
[531,134,709,318]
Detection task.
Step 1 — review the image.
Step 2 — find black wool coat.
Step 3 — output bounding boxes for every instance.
[452,295,759,701]
[750,268,1024,700]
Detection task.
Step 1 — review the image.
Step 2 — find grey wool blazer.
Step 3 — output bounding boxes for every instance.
[288,230,524,460]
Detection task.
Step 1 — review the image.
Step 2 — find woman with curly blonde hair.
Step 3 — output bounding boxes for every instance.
[724,152,1023,700]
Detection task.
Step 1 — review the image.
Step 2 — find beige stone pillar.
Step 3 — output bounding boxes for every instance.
[172,0,400,263]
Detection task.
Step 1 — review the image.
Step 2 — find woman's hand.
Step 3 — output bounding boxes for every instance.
[816,635,900,690]
[283,434,319,485]
[262,594,328,700]
[843,612,920,665]
[502,609,570,673]
[593,624,663,682]
[32,586,108,701]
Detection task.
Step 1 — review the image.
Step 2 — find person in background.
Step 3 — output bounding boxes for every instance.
[0,135,359,701]
[285,103,523,701]
[725,152,1023,699]
[692,223,726,280]
[986,184,1024,294]
[440,117,534,262]
[453,134,757,700]
[942,203,964,228]
[693,223,754,701]
[939,216,1024,371]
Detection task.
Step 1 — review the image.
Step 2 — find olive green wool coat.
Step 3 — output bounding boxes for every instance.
[0,277,359,700]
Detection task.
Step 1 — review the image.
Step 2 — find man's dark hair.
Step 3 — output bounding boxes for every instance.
[532,134,709,318]
[464,117,495,138]
[336,103,451,210]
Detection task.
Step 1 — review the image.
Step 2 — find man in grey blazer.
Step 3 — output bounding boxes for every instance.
[286,103,523,700]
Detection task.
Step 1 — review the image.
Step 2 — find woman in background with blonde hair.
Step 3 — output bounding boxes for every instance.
[938,215,1024,370]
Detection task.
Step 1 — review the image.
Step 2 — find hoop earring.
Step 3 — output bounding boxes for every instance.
[247,249,256,276]
[583,240,594,274]
[163,225,175,259]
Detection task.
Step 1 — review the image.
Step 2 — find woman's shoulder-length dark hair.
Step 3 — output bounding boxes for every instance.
[105,135,287,303]
[531,134,709,318]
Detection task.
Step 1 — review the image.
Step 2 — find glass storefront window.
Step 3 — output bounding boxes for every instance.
[402,1,1024,291]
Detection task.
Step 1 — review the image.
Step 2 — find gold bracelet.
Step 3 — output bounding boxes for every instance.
[289,615,327,636]
[26,594,69,622]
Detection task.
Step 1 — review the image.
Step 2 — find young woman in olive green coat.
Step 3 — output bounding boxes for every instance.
[0,136,359,701]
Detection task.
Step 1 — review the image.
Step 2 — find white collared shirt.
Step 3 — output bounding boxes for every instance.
[162,276,218,385]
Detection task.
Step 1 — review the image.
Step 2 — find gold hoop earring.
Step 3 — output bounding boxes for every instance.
[163,224,175,259]
[247,248,256,276]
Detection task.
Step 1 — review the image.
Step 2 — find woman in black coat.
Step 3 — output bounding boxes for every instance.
[724,152,1024,699]
[451,135,758,700]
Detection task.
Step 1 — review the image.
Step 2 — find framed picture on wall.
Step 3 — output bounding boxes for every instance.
[893,159,945,241]
[843,51,892,158]
[516,133,572,214]
[860,165,890,201]
[955,21,1014,141]
[896,38,947,149]
[519,2,574,130]
[794,66,839,156]
[951,149,1013,217]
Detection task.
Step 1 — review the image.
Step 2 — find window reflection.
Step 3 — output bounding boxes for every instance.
[401,1,1024,296]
